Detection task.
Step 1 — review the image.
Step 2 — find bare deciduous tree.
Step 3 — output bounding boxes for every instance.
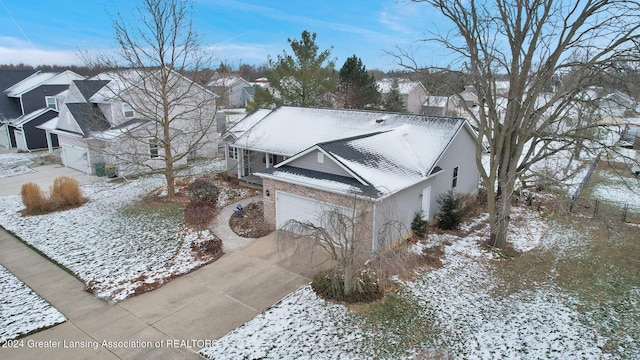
[401,0,640,248]
[93,0,217,198]
[277,194,410,297]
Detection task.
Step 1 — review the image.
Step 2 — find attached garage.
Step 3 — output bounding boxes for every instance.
[276,191,348,229]
[61,145,90,173]
[14,129,27,150]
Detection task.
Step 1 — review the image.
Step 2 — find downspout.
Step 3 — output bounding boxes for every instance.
[371,201,377,252]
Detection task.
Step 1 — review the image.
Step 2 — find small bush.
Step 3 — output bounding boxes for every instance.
[191,237,223,256]
[187,178,220,207]
[436,189,462,230]
[21,182,46,214]
[311,268,382,303]
[49,176,85,209]
[183,200,215,230]
[411,211,429,238]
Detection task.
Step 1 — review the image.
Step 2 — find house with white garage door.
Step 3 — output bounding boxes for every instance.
[225,106,480,251]
[51,69,219,176]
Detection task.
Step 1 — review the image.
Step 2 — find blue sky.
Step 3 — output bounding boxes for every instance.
[0,0,452,71]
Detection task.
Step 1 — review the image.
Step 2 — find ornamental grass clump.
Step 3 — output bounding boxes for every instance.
[21,176,87,215]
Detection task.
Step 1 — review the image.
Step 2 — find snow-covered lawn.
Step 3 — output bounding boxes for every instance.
[0,264,66,344]
[591,172,640,209]
[0,152,40,179]
[200,206,632,359]
[0,172,237,303]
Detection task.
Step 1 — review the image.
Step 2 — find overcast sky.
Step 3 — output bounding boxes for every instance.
[0,0,455,72]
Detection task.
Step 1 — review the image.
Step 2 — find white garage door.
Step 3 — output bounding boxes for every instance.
[61,145,89,173]
[14,129,27,150]
[0,125,10,148]
[276,191,348,229]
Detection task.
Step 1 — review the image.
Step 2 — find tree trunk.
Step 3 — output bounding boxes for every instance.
[163,120,175,199]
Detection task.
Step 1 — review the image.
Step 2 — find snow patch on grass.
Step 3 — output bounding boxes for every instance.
[0,152,39,179]
[0,176,219,303]
[0,264,66,344]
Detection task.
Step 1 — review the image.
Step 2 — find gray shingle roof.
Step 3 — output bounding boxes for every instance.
[66,103,111,136]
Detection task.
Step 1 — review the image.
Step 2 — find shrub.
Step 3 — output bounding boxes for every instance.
[21,182,46,214]
[183,200,215,230]
[311,268,382,303]
[191,237,223,256]
[49,176,85,209]
[410,211,429,238]
[436,190,462,230]
[187,178,220,207]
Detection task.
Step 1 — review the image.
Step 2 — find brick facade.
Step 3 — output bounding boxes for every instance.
[262,178,375,241]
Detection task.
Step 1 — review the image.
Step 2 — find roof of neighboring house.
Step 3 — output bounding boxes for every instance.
[8,107,56,127]
[253,107,470,198]
[206,75,250,88]
[73,79,111,101]
[0,70,34,121]
[376,78,426,95]
[4,70,84,97]
[66,102,111,136]
[89,119,149,140]
[36,116,59,131]
[88,70,148,103]
[424,96,449,107]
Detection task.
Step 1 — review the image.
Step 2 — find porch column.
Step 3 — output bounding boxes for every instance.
[237,149,243,178]
[45,130,53,154]
[265,153,271,168]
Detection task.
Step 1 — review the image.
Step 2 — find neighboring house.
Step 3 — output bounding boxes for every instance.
[0,70,84,150]
[207,75,254,108]
[0,70,37,148]
[451,85,480,117]
[226,106,479,251]
[51,69,218,176]
[422,96,456,116]
[377,79,428,114]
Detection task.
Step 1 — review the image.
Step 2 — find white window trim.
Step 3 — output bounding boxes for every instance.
[317,152,324,163]
[123,103,134,118]
[149,138,159,158]
[45,96,57,110]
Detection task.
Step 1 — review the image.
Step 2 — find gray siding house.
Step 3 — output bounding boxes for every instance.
[225,106,480,251]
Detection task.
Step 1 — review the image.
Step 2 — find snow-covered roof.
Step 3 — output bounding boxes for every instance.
[252,106,469,198]
[232,106,466,157]
[424,96,449,107]
[36,116,59,131]
[89,70,148,103]
[8,107,55,127]
[206,75,250,88]
[376,78,425,95]
[4,70,84,97]
[224,108,273,141]
[89,119,148,140]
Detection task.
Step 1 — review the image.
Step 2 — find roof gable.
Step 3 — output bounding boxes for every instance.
[66,103,111,136]
[4,70,84,97]
[73,79,111,101]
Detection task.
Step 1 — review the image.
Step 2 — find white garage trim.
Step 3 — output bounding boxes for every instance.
[0,125,10,148]
[61,144,90,174]
[14,129,27,150]
[276,191,349,229]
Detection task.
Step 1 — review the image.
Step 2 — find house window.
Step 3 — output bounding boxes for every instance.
[228,147,238,160]
[123,103,134,118]
[45,96,57,110]
[149,139,159,158]
[452,167,459,188]
[317,152,324,163]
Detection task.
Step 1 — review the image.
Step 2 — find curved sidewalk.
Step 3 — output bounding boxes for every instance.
[209,195,262,252]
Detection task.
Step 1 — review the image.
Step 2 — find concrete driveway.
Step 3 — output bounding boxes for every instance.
[0,164,98,196]
[0,229,314,360]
